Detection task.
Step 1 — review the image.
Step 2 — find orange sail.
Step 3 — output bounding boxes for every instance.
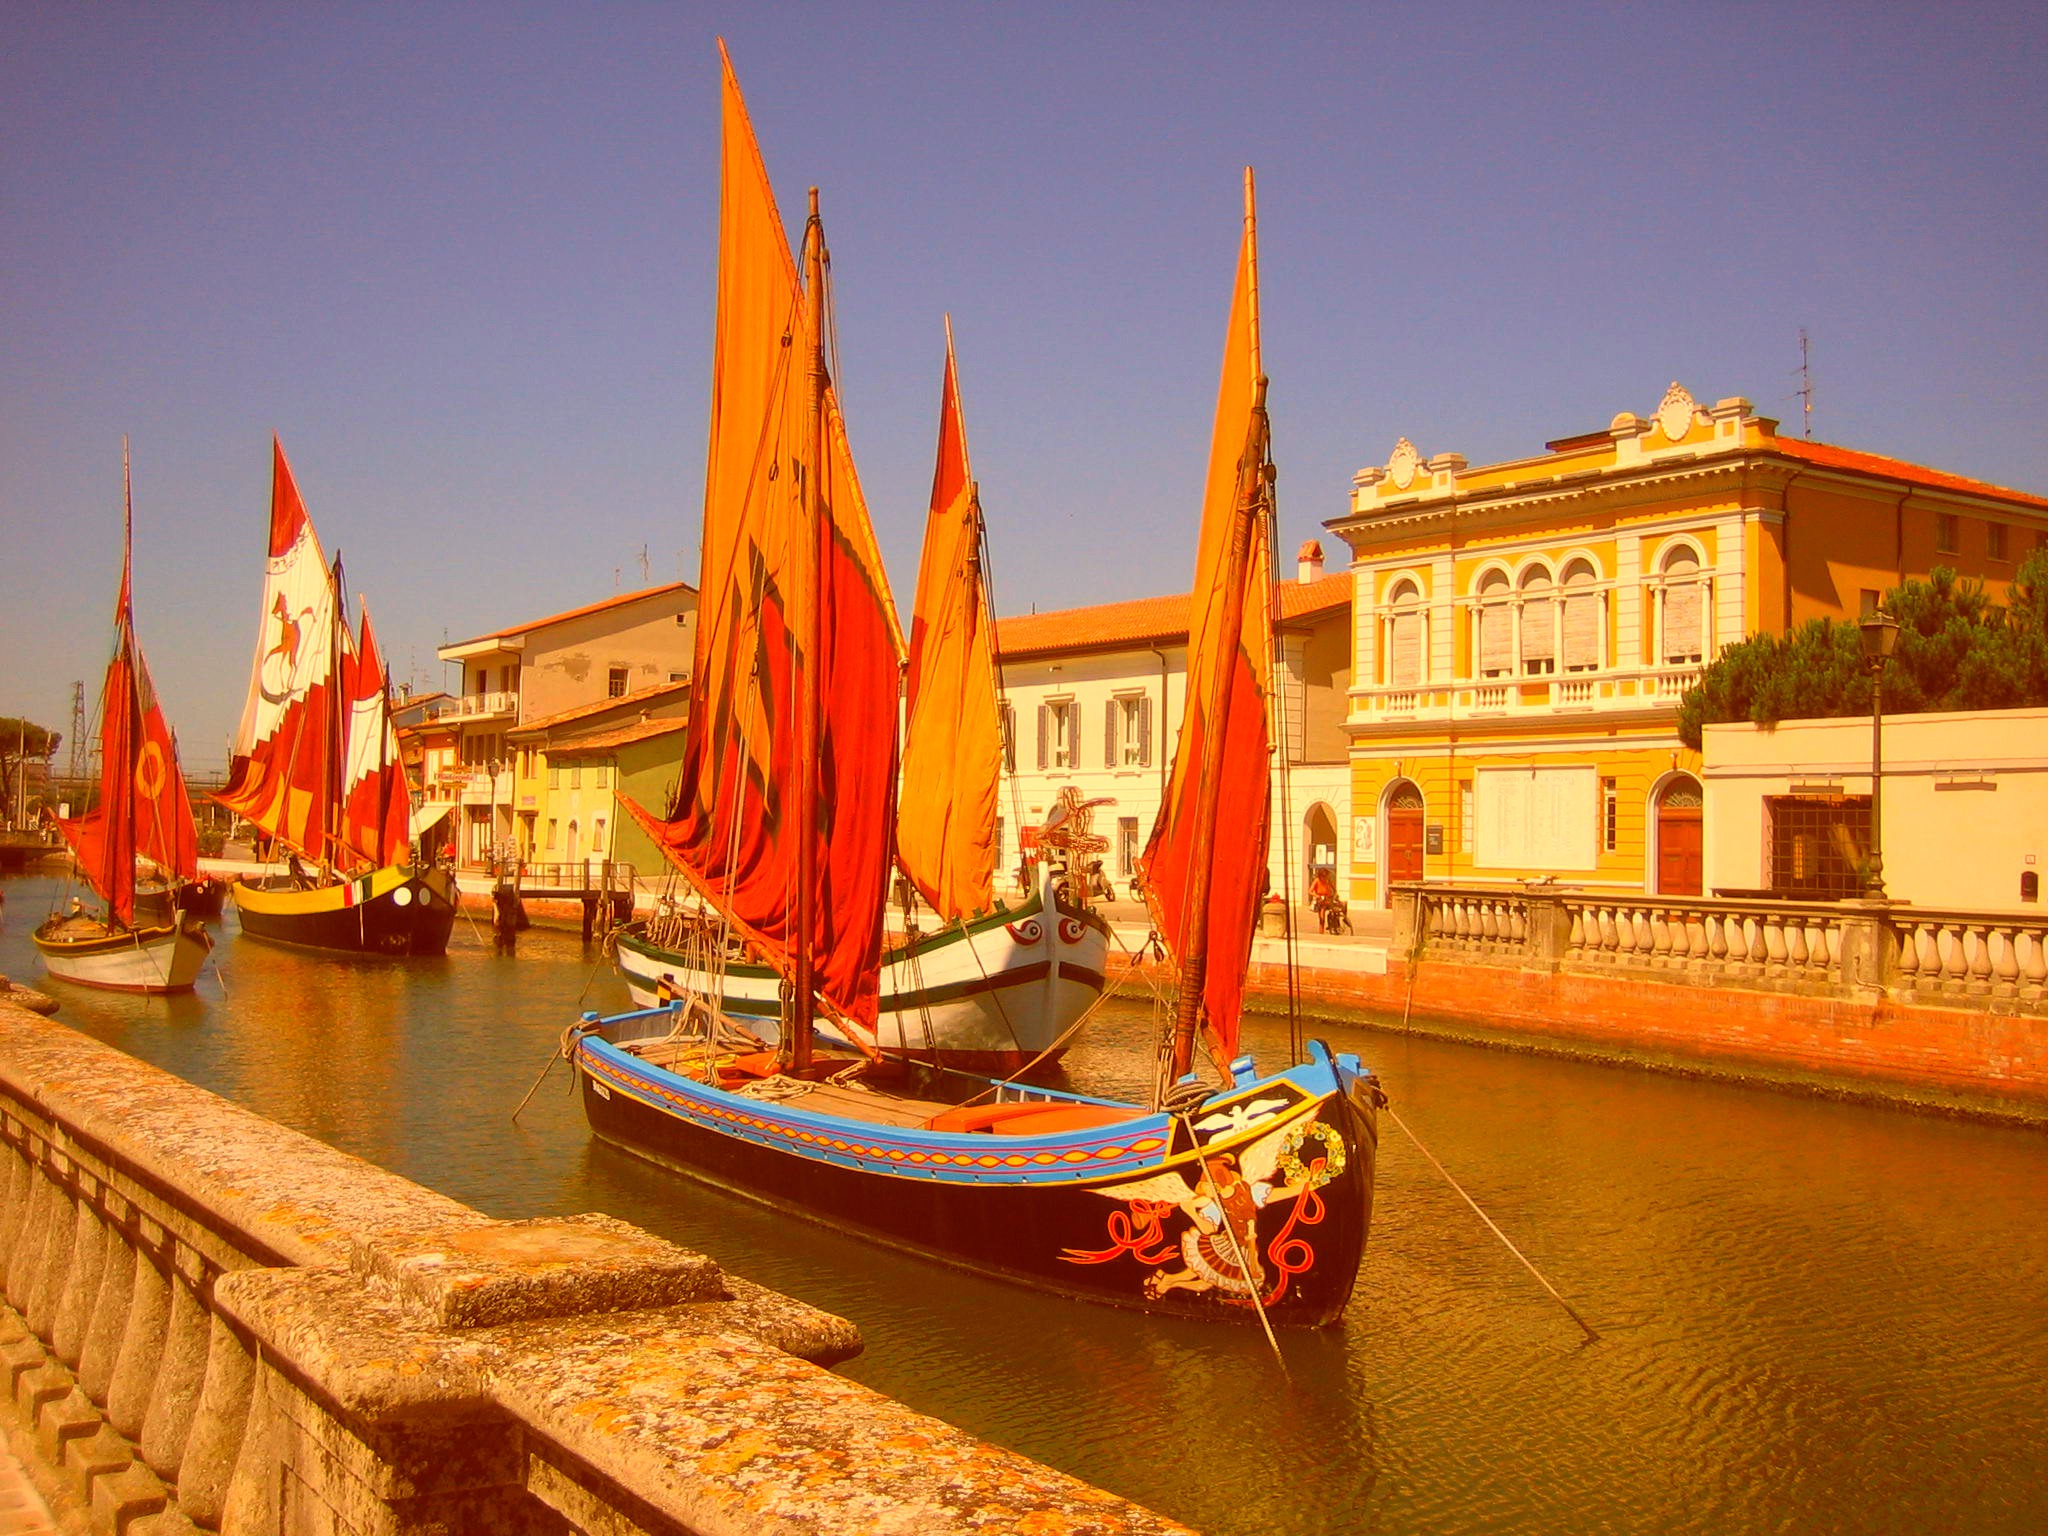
[339,598,411,870]
[897,321,1002,921]
[621,44,904,1027]
[59,450,201,925]
[214,437,341,866]
[1140,170,1275,1068]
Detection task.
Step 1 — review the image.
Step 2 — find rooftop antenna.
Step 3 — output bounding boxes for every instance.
[1797,328,1814,439]
[636,544,650,584]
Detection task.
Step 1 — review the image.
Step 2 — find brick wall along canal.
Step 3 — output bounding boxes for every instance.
[4,872,2045,1536]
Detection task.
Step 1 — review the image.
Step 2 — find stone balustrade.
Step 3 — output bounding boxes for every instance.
[1397,883,2047,1015]
[1420,889,1531,963]
[0,1003,1190,1536]
[1890,908,2048,1009]
[1564,895,1849,989]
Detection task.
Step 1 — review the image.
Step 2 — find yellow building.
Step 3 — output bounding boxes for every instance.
[1327,382,2048,907]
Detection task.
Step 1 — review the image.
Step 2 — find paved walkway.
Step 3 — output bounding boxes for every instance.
[0,1442,56,1536]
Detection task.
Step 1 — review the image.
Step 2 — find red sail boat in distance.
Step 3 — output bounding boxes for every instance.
[573,87,1377,1325]
[612,318,1111,1070]
[212,438,456,956]
[35,443,214,993]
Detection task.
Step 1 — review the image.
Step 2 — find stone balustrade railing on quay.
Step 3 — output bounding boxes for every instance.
[1397,883,2048,1015]
[0,1002,1190,1536]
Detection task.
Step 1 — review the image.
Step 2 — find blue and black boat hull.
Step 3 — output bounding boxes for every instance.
[574,1009,1378,1327]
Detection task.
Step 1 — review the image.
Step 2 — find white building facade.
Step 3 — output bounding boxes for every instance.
[993,546,1352,909]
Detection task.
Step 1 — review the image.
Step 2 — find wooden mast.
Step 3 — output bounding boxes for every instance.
[790,186,826,1074]
[325,551,346,879]
[1168,169,1270,1081]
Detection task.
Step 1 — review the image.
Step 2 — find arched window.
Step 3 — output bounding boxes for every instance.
[1562,559,1601,672]
[1661,546,1707,664]
[1475,569,1512,678]
[1387,579,1424,686]
[1519,565,1556,676]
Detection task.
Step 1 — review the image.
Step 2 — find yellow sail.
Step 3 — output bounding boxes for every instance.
[1141,168,1275,1066]
[898,322,1002,920]
[619,41,904,1026]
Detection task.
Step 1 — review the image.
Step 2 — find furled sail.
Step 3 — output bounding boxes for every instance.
[897,321,1002,921]
[1140,170,1275,1068]
[214,437,341,866]
[339,598,412,870]
[621,44,904,1026]
[58,452,200,925]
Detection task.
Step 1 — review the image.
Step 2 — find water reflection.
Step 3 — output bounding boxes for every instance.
[4,871,2045,1535]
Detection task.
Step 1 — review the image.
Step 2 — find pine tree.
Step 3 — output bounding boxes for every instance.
[1678,550,2048,748]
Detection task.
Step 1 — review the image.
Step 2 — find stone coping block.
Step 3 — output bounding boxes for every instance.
[356,1213,728,1331]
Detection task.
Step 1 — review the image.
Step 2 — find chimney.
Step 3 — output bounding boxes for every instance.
[1297,538,1325,584]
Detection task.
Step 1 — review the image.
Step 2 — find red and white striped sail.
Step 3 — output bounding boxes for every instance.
[339,598,411,871]
[213,437,341,866]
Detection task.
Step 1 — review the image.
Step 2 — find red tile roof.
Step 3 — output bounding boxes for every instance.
[450,581,695,648]
[996,572,1349,659]
[548,716,690,755]
[510,679,690,736]
[1769,438,2048,511]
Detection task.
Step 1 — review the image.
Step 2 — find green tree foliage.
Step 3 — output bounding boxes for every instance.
[1678,549,2048,749]
[0,717,62,822]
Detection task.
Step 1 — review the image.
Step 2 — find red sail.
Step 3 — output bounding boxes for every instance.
[897,322,1002,920]
[59,458,200,925]
[339,600,411,870]
[1140,175,1274,1065]
[213,437,340,866]
[619,45,903,1027]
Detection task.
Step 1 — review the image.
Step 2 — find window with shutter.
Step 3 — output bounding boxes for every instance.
[1040,699,1076,769]
[1520,567,1555,674]
[1476,571,1511,677]
[1391,607,1421,685]
[1105,699,1119,767]
[1138,694,1152,767]
[1661,549,1703,662]
[1562,561,1600,671]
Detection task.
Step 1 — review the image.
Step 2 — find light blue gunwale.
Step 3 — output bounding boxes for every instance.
[575,1008,1343,1189]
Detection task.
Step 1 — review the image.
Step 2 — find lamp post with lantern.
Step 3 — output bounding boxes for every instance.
[1858,610,1901,898]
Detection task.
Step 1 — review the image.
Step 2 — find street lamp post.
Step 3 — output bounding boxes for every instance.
[1858,610,1901,898]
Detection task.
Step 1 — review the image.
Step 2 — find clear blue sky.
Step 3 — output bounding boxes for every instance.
[6,3,2045,775]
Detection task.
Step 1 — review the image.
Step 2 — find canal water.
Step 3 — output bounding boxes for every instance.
[3,872,2044,1535]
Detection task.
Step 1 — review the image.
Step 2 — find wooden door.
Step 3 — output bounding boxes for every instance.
[1657,807,1702,895]
[1388,786,1425,887]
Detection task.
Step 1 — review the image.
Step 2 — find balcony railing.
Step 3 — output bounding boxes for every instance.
[1353,664,1705,725]
[432,691,517,721]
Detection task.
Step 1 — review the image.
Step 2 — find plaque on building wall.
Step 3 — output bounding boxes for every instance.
[1425,824,1445,856]
[1353,816,1376,861]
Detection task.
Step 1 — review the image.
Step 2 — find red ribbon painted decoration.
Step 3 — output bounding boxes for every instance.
[1060,1198,1180,1266]
[1255,1155,1330,1306]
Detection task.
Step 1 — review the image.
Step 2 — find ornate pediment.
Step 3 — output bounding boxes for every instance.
[1387,437,1422,491]
[1656,382,1700,442]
